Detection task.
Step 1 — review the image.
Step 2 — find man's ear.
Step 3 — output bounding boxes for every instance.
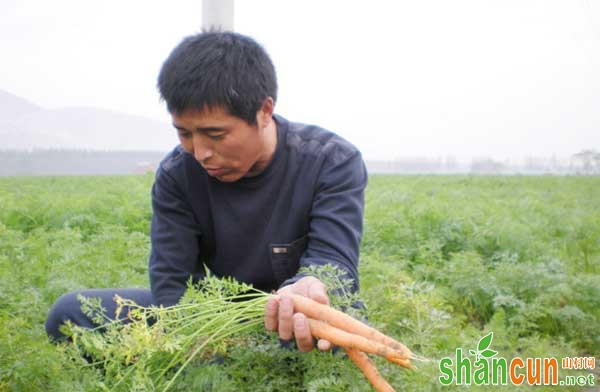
[256,97,275,129]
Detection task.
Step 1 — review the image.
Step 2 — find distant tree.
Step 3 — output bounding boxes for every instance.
[571,150,600,175]
[444,156,459,172]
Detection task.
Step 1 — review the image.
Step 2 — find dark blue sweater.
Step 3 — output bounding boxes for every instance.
[149,114,367,306]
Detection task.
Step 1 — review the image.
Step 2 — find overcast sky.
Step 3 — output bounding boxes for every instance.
[1,0,598,161]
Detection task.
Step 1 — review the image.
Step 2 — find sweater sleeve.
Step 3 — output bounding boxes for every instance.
[281,148,367,292]
[149,166,204,306]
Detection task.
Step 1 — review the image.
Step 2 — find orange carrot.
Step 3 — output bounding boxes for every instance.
[345,348,396,392]
[307,318,412,368]
[284,294,413,360]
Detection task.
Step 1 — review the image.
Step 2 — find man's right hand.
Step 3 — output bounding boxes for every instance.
[264,276,332,352]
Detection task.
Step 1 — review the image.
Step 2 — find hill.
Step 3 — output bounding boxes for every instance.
[0,89,42,124]
[0,89,175,151]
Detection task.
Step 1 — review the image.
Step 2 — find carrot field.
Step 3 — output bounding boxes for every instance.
[0,174,598,391]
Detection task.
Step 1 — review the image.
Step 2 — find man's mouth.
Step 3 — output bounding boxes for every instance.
[205,167,227,177]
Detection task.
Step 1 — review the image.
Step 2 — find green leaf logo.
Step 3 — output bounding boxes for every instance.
[472,332,497,361]
[480,349,498,358]
[478,332,493,351]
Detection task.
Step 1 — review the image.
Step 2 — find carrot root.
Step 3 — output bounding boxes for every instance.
[344,348,396,392]
[307,318,411,368]
[279,294,414,359]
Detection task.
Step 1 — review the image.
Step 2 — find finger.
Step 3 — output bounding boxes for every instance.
[276,285,293,296]
[293,313,314,352]
[289,279,310,297]
[317,339,332,351]
[264,297,279,331]
[278,295,294,341]
[308,279,329,305]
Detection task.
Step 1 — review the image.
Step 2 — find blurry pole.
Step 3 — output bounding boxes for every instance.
[202,0,234,31]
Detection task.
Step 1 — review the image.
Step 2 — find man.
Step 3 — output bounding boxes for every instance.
[46,31,367,353]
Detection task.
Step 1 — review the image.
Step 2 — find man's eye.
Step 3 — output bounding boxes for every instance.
[208,134,224,141]
[178,132,192,139]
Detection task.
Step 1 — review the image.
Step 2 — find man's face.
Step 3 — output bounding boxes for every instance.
[172,105,271,182]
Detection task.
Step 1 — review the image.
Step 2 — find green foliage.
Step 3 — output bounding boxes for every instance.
[61,273,270,391]
[1,174,599,391]
[298,264,363,317]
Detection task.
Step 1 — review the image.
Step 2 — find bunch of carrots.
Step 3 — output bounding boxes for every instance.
[66,273,414,392]
[279,293,414,392]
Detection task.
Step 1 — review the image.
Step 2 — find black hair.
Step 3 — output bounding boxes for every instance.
[157,31,277,125]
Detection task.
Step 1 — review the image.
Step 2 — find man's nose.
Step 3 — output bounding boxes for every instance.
[192,134,213,162]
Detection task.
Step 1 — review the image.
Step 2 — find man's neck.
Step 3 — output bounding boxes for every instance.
[246,119,278,177]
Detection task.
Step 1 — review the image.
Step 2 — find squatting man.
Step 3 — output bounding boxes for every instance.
[46,30,368,353]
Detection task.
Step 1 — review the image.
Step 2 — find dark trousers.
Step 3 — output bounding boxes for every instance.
[45,288,154,341]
